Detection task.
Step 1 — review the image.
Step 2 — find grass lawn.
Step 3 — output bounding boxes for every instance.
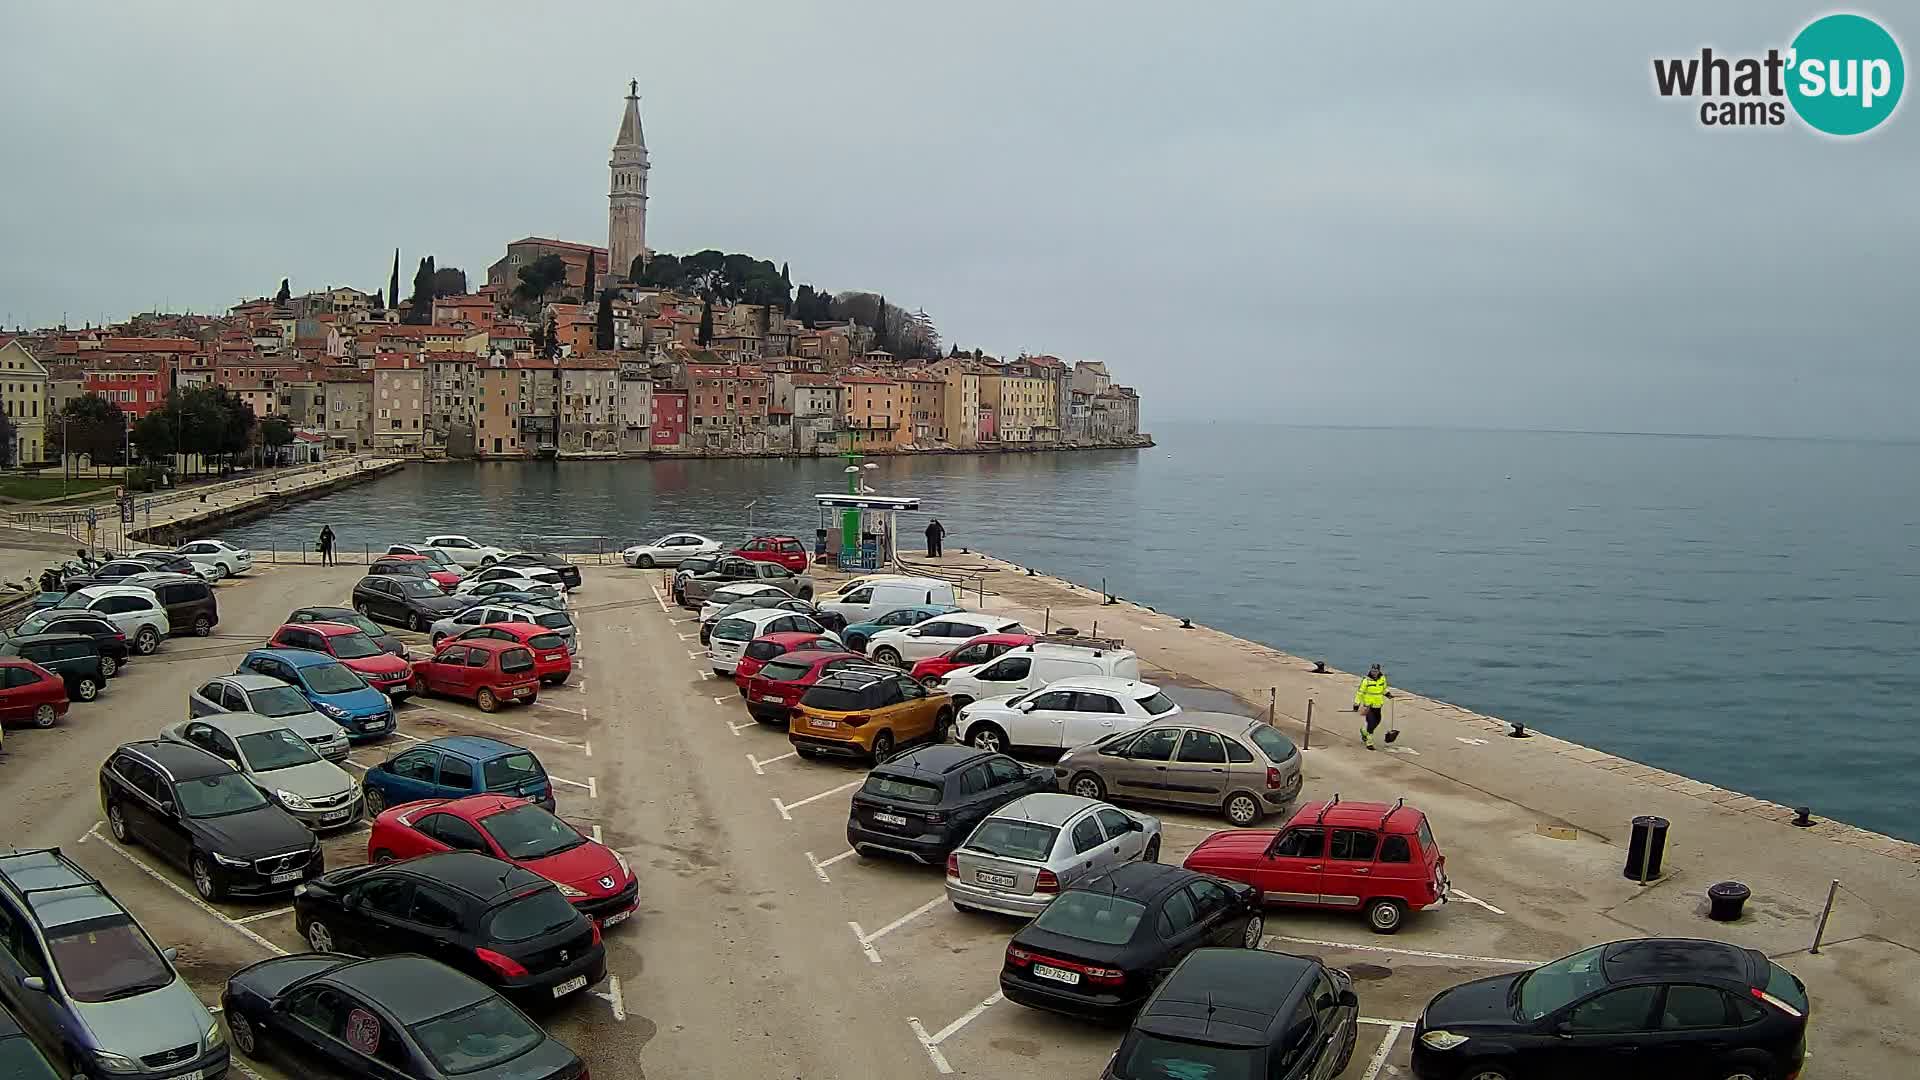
[0,473,122,501]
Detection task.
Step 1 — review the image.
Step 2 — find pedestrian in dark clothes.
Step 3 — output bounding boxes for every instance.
[318,524,336,566]
[925,518,945,558]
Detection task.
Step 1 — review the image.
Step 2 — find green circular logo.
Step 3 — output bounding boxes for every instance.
[1787,14,1904,135]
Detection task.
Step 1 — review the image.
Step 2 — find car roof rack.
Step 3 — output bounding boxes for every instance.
[1314,794,1341,824]
[1377,798,1406,830]
[1033,631,1127,653]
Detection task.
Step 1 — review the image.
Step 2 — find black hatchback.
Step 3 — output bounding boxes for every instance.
[495,552,582,590]
[1410,938,1810,1080]
[293,852,606,1006]
[0,633,108,702]
[846,744,1056,864]
[1107,948,1360,1080]
[8,610,130,674]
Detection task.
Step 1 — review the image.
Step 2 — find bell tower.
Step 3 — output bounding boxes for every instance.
[608,80,650,284]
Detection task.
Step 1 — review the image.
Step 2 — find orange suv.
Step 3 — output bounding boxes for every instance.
[790,666,954,762]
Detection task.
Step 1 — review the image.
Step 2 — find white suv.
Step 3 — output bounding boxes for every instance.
[422,534,507,568]
[53,585,171,654]
[955,676,1181,754]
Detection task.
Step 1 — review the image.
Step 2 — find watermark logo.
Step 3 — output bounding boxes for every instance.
[1653,12,1904,135]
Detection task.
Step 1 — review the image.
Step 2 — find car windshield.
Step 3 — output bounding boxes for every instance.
[1114,1033,1257,1080]
[801,685,866,712]
[1517,945,1608,1020]
[533,612,572,630]
[529,633,567,651]
[485,889,580,942]
[17,614,56,635]
[408,996,544,1075]
[247,685,314,718]
[861,774,942,805]
[396,579,441,597]
[713,619,755,642]
[1249,726,1298,762]
[1136,691,1178,716]
[759,659,813,682]
[44,916,175,1004]
[484,752,545,791]
[236,729,321,771]
[173,773,270,817]
[302,663,367,694]
[327,632,381,660]
[966,820,1058,861]
[1030,891,1146,945]
[419,550,456,567]
[481,804,586,860]
[53,593,93,609]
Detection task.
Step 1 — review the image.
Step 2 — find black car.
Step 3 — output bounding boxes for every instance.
[671,553,722,603]
[293,852,606,1004]
[0,633,108,702]
[222,953,587,1080]
[123,572,220,636]
[846,744,1057,863]
[1410,938,1810,1080]
[1106,948,1359,1080]
[288,606,409,657]
[495,553,582,591]
[130,552,201,577]
[353,575,472,632]
[0,1000,62,1080]
[61,558,156,591]
[99,740,323,901]
[1001,863,1263,1021]
[9,610,131,674]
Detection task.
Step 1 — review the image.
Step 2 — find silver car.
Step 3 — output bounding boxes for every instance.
[187,673,349,762]
[946,793,1161,917]
[430,601,577,650]
[699,582,792,623]
[1052,711,1305,827]
[157,713,362,830]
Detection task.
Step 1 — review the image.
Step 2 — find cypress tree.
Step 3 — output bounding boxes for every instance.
[274,278,290,304]
[389,250,400,313]
[596,293,615,351]
[697,295,713,346]
[583,254,597,302]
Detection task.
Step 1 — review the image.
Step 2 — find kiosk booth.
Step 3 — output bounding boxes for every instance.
[814,493,921,570]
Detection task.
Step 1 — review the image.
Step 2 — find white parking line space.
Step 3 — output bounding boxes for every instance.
[847,894,946,963]
[424,709,592,752]
[1450,887,1507,915]
[588,975,627,1022]
[1264,934,1538,967]
[807,848,857,883]
[772,778,862,820]
[748,750,798,775]
[907,991,1002,1074]
[549,773,598,797]
[727,718,757,736]
[712,695,733,706]
[234,906,294,925]
[1361,1020,1411,1080]
[530,701,588,718]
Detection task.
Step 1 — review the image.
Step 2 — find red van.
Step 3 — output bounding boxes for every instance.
[1182,797,1448,933]
[733,535,810,573]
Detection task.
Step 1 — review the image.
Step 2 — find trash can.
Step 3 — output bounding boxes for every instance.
[1707,881,1750,921]
[1622,815,1669,880]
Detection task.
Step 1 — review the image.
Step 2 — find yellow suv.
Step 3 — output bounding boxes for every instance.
[790,666,954,762]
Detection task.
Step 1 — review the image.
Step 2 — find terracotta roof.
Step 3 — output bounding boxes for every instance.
[373,356,421,370]
[101,337,196,352]
[788,374,842,387]
[507,237,609,256]
[841,374,897,385]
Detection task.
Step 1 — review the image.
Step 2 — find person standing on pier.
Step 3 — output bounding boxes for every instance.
[318,524,336,566]
[1353,663,1393,749]
[925,518,945,558]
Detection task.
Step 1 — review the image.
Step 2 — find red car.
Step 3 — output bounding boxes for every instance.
[410,638,541,712]
[267,621,416,697]
[381,552,462,591]
[733,535,810,573]
[909,632,1037,683]
[368,794,639,927]
[0,658,70,731]
[733,631,842,691]
[740,648,866,725]
[1182,797,1449,934]
[449,621,573,686]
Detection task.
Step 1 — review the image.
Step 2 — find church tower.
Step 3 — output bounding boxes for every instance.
[608,80,650,284]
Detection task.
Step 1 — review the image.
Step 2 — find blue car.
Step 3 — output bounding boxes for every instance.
[236,648,393,742]
[360,735,556,815]
[842,604,964,654]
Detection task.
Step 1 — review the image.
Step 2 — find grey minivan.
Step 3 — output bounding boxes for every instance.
[1053,711,1305,826]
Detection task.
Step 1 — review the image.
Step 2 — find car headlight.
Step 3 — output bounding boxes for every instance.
[611,849,631,877]
[277,790,313,811]
[205,1020,224,1048]
[91,1050,142,1074]
[556,882,586,898]
[1419,1031,1469,1051]
[315,701,347,719]
[210,851,250,868]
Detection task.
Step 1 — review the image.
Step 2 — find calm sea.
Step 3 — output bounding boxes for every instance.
[226,424,1920,840]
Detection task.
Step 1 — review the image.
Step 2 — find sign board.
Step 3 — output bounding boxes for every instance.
[84,508,98,528]
[119,501,134,525]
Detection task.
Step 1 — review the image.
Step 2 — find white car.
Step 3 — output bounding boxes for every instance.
[173,539,254,579]
[955,676,1182,754]
[699,582,792,623]
[455,564,568,595]
[865,612,1027,667]
[422,534,507,568]
[53,584,171,654]
[622,533,722,568]
[706,608,842,675]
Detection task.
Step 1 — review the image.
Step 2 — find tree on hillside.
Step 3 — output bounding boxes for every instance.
[53,394,129,468]
[542,314,560,359]
[697,294,713,346]
[431,266,468,296]
[582,255,597,302]
[596,293,615,350]
[0,410,16,467]
[373,286,385,310]
[274,279,291,305]
[389,249,401,313]
[514,255,569,310]
[780,262,791,299]
[260,417,294,464]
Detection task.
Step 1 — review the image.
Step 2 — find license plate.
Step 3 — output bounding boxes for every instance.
[602,908,632,928]
[552,975,588,998]
[874,812,909,826]
[976,869,1016,888]
[321,810,350,823]
[545,653,563,662]
[755,692,778,702]
[363,718,387,730]
[1032,964,1081,985]
[175,1072,203,1080]
[811,719,839,730]
[270,871,303,884]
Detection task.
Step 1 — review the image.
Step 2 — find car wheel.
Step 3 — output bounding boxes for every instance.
[407,612,423,632]
[872,645,903,667]
[551,671,569,686]
[481,556,497,567]
[229,1010,260,1058]
[1713,1059,1774,1080]
[1143,836,1161,863]
[871,730,896,762]
[75,677,100,702]
[136,626,159,654]
[952,901,981,914]
[1242,914,1265,948]
[932,707,954,741]
[363,785,386,814]
[372,848,395,863]
[1223,791,1263,827]
[216,562,232,579]
[476,687,499,712]
[1460,1067,1516,1080]
[798,587,813,601]
[1332,1020,1358,1073]
[191,853,222,901]
[31,703,57,728]
[99,655,118,678]
[845,634,866,653]
[637,554,654,568]
[192,615,212,637]
[431,632,445,646]
[306,919,336,952]
[967,723,1007,753]
[108,801,132,844]
[1069,772,1107,800]
[1366,898,1406,934]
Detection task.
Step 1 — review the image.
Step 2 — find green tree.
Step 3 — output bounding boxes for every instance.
[542,314,560,359]
[697,294,713,346]
[274,278,290,304]
[514,255,569,309]
[389,249,401,313]
[129,409,177,466]
[431,266,467,296]
[54,393,128,468]
[260,416,295,464]
[596,293,615,350]
[582,255,597,302]
[0,409,16,467]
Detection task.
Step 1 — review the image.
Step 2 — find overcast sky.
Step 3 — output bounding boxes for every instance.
[2,2,1914,437]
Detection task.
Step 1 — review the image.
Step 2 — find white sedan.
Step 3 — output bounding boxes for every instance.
[865,612,1027,667]
[454,564,568,595]
[955,676,1182,754]
[422,534,508,568]
[622,533,722,568]
[174,539,253,578]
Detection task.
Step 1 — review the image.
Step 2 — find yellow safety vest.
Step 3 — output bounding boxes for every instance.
[1355,675,1389,709]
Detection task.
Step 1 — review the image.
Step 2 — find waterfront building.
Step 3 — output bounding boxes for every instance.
[842,374,906,450]
[649,389,688,449]
[0,339,50,465]
[790,374,844,453]
[371,355,426,453]
[474,357,523,458]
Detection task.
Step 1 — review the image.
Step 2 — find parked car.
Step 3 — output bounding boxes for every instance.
[368,555,461,592]
[0,659,68,729]
[957,676,1181,754]
[1410,939,1811,1080]
[368,794,637,927]
[733,534,810,572]
[846,744,1057,863]
[741,648,868,725]
[679,555,814,607]
[1056,712,1306,827]
[1001,863,1263,1021]
[65,557,171,590]
[0,633,108,702]
[494,552,582,590]
[947,793,1161,917]
[385,543,468,578]
[0,848,229,1080]
[173,538,254,578]
[268,621,416,697]
[117,572,220,636]
[360,736,555,815]
[1184,798,1448,934]
[430,602,569,647]
[8,610,130,674]
[699,581,806,625]
[54,584,169,654]
[623,532,721,567]
[818,576,960,625]
[911,632,1036,684]
[0,1000,62,1080]
[190,673,351,762]
[670,553,724,603]
[99,740,324,900]
[790,666,954,762]
[422,534,508,568]
[938,640,1141,710]
[456,565,567,595]
[701,595,843,644]
[732,630,842,688]
[463,581,564,606]
[236,648,394,742]
[840,603,965,655]
[352,574,473,632]
[707,609,842,675]
[159,713,363,830]
[447,622,574,685]
[866,612,1028,667]
[222,954,587,1079]
[287,605,408,656]
[129,549,219,581]
[409,639,541,712]
[1108,949,1360,1080]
